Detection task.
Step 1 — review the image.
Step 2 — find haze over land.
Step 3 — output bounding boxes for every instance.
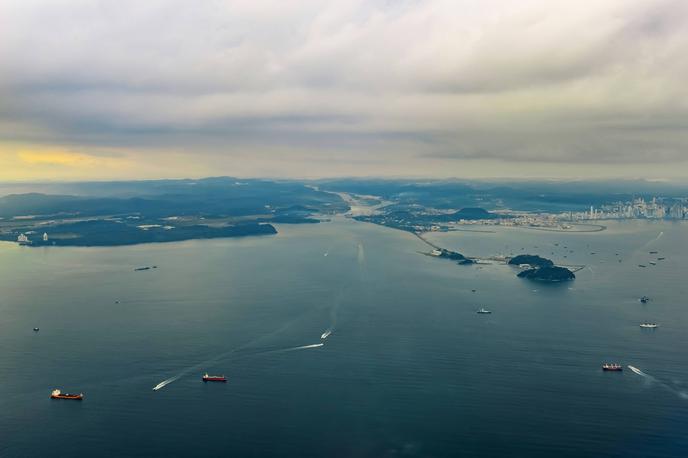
[5,3,688,456]
[2,0,688,180]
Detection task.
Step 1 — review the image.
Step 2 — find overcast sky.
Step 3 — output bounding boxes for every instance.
[1,0,687,180]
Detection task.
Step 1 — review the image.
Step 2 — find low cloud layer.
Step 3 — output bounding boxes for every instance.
[1,0,687,179]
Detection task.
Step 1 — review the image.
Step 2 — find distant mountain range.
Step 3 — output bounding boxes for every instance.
[317,178,688,212]
[0,177,347,246]
[0,177,347,218]
[2,176,687,247]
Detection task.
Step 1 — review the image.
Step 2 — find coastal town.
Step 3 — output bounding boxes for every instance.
[355,195,688,235]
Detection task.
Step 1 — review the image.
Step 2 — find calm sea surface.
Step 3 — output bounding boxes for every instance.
[1,217,687,457]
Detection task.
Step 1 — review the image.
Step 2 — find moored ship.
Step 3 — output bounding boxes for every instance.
[202,373,227,382]
[50,389,83,400]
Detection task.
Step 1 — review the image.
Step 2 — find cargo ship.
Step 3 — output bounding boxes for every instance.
[602,363,623,371]
[202,373,227,382]
[50,389,83,400]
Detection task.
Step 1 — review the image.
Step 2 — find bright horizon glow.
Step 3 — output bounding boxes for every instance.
[1,0,688,181]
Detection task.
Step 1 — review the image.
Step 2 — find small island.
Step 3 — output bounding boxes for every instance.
[517,266,576,282]
[508,254,575,282]
[431,248,475,265]
[508,254,554,268]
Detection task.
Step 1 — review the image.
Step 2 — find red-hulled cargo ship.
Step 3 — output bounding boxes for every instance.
[51,389,84,400]
[202,373,227,382]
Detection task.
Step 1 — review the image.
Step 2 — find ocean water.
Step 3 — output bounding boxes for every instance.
[1,217,687,457]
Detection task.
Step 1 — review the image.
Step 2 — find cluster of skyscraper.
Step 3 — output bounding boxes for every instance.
[582,198,687,220]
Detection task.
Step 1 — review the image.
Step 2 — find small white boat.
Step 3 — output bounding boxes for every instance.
[476,308,492,314]
[639,323,658,329]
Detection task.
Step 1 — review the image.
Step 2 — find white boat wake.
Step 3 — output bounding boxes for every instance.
[323,282,349,342]
[641,231,664,250]
[628,365,688,400]
[154,242,357,392]
[284,343,324,351]
[250,343,324,356]
[586,266,596,280]
[152,342,324,391]
[153,375,181,391]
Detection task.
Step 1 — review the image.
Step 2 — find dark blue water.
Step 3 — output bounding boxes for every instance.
[1,218,687,457]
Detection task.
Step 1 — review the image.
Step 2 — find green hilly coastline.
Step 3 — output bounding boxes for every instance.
[0,177,347,247]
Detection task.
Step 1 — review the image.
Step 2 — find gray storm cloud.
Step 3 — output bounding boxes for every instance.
[0,0,687,178]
